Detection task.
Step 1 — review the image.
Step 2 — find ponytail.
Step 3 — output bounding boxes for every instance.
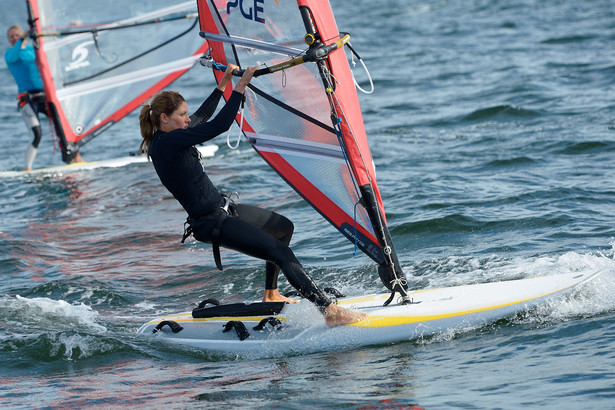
[138,91,185,159]
[139,104,154,158]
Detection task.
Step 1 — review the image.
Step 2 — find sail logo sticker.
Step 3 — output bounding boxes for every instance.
[65,41,94,72]
[227,0,266,24]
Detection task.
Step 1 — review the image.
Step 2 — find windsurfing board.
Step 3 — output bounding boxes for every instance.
[137,269,602,355]
[0,145,218,178]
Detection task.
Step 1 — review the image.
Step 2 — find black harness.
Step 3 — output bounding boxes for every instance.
[181,194,238,271]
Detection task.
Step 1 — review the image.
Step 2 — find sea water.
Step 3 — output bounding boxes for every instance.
[1,0,614,408]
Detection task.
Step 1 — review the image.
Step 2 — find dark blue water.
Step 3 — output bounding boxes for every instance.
[2,0,615,408]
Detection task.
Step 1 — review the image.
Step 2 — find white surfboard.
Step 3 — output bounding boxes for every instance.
[137,269,602,356]
[0,144,218,178]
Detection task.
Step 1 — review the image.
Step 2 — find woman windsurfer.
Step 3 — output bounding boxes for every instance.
[138,64,366,326]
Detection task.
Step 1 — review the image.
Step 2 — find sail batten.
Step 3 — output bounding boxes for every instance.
[201,32,304,55]
[248,133,345,159]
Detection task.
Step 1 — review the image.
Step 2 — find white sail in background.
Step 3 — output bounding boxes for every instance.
[26,0,208,161]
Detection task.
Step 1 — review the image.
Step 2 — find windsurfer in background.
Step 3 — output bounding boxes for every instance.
[5,25,82,171]
[139,64,367,326]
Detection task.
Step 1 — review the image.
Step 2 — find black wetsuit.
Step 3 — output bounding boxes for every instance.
[148,88,332,311]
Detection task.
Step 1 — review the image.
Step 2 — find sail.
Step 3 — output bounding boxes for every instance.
[25,0,208,162]
[196,0,408,295]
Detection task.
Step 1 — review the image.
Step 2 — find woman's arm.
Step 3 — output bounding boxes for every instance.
[189,88,224,127]
[190,66,257,138]
[168,67,258,150]
[233,66,257,94]
[189,64,242,127]
[216,64,237,92]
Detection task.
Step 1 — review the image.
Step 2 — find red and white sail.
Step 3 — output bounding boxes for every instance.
[25,0,208,161]
[196,0,408,294]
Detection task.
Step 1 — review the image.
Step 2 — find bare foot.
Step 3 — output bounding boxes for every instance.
[262,289,299,304]
[71,152,84,163]
[324,303,367,326]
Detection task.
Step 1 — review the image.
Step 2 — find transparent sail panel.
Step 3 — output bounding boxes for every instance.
[31,0,207,145]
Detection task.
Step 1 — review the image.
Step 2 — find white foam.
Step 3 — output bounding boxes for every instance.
[14,295,107,332]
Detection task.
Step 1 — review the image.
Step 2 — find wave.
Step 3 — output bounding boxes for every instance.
[482,156,537,168]
[17,280,130,308]
[1,295,106,332]
[392,211,576,237]
[462,105,541,122]
[551,140,615,155]
[541,35,598,44]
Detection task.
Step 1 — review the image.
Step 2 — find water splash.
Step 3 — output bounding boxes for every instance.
[6,295,106,333]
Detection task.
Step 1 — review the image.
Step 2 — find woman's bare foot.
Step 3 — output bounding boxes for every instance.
[71,152,84,163]
[324,303,367,326]
[262,289,299,304]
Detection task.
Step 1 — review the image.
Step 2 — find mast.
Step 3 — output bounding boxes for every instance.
[298,4,410,304]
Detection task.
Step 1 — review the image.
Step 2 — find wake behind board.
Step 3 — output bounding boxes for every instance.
[137,269,602,356]
[0,145,218,178]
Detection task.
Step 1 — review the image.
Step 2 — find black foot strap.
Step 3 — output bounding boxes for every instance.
[153,320,184,334]
[223,320,250,341]
[253,317,282,331]
[196,298,221,309]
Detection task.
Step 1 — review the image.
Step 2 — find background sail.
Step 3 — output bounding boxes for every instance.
[197,0,398,277]
[26,0,208,159]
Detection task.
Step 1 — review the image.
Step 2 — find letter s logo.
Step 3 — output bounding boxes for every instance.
[65,41,94,72]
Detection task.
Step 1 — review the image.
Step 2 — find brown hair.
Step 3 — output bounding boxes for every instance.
[138,91,186,157]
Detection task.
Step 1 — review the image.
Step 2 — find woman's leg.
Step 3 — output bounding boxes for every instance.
[207,208,368,325]
[217,214,332,310]
[233,204,293,290]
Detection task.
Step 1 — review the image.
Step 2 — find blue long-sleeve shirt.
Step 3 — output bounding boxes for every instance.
[5,39,43,93]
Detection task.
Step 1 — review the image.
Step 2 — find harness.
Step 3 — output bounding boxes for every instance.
[181,193,238,271]
[17,90,44,109]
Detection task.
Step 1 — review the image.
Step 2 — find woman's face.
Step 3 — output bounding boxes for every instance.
[160,101,190,132]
